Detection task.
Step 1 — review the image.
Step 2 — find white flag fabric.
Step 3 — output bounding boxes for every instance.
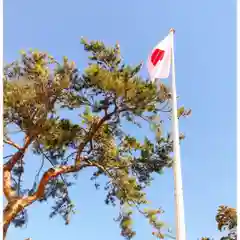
[147,32,172,81]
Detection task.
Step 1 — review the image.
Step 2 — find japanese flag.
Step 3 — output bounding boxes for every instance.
[147,32,173,81]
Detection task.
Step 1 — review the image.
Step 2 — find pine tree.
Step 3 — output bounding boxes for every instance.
[3,39,189,239]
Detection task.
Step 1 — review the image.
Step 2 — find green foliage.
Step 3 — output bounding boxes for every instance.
[200,206,237,240]
[216,206,237,240]
[4,39,188,239]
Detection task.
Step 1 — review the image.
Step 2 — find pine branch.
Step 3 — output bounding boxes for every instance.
[3,137,32,201]
[75,104,118,163]
[3,160,93,236]
[4,136,31,171]
[4,139,21,150]
[17,159,93,210]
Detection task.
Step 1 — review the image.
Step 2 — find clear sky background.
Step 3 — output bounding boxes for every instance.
[4,0,236,239]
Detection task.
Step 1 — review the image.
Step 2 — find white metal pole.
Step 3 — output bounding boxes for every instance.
[169,29,186,240]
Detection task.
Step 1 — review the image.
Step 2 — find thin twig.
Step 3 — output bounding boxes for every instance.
[4,139,21,150]
[4,154,13,159]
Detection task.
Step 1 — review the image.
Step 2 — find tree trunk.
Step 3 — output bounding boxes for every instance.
[3,199,31,240]
[3,221,10,240]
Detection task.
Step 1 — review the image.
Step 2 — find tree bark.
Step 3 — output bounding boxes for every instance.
[3,138,32,239]
[3,221,10,240]
[3,199,28,240]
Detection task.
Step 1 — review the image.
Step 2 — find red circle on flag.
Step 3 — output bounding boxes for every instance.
[151,49,165,66]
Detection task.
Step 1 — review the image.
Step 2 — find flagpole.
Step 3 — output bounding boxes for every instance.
[169,28,186,240]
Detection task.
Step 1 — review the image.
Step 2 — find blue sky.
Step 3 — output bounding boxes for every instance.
[4,0,236,239]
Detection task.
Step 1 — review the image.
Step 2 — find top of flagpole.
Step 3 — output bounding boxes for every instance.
[169,28,175,34]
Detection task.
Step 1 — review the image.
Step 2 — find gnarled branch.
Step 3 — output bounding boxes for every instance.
[3,160,92,239]
[3,137,32,201]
